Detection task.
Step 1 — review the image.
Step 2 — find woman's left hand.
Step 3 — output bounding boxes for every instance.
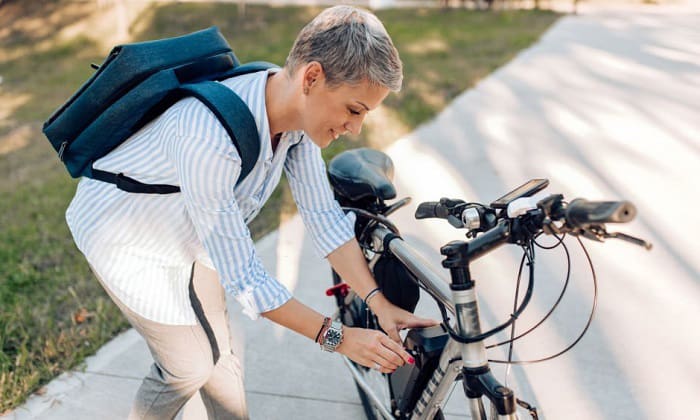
[371,295,440,343]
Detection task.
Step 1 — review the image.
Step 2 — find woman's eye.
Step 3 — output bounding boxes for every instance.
[349,108,361,115]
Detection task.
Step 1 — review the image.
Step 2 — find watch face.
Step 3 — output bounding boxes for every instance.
[326,329,342,346]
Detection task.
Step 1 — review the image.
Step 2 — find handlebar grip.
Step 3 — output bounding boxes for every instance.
[415,202,439,219]
[415,201,452,219]
[566,199,637,227]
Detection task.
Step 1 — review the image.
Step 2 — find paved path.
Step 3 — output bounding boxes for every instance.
[4,2,699,419]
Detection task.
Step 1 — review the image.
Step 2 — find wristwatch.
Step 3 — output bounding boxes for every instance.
[320,320,344,352]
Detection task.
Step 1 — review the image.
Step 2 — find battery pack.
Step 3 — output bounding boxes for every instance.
[389,324,449,414]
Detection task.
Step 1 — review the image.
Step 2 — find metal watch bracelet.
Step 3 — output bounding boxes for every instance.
[320,320,343,352]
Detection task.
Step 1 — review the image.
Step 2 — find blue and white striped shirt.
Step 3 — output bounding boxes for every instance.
[66,70,355,325]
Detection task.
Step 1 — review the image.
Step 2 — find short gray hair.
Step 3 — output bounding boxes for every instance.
[285,6,403,92]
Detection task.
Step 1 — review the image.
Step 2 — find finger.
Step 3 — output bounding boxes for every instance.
[377,342,404,369]
[396,315,440,330]
[407,316,441,328]
[382,335,414,365]
[370,355,397,374]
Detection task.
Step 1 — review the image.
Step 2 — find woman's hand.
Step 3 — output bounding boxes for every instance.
[326,241,440,344]
[370,295,441,343]
[336,326,415,374]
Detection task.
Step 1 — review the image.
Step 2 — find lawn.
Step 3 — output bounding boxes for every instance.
[0,0,559,412]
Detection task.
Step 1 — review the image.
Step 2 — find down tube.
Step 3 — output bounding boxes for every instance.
[370,228,488,419]
[411,339,466,420]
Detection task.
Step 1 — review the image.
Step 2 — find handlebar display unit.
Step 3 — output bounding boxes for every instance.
[490,178,549,209]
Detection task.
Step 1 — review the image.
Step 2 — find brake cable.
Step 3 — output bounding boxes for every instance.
[489,236,598,364]
[487,232,571,349]
[438,245,536,344]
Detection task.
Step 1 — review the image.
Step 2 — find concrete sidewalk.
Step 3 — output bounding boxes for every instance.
[4,2,700,419]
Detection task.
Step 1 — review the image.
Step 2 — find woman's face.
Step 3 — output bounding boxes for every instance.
[301,70,390,148]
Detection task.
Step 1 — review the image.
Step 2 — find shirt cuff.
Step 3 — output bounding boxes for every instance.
[234,274,293,320]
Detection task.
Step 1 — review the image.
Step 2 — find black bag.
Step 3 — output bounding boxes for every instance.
[372,252,420,313]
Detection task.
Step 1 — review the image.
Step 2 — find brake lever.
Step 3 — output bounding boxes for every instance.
[604,231,653,250]
[438,198,468,228]
[581,225,652,250]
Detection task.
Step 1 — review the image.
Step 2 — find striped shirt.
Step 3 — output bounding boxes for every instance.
[65,70,355,325]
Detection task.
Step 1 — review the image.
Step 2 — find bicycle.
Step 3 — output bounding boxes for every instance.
[325,148,651,420]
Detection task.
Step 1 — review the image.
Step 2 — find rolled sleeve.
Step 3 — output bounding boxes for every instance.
[297,208,356,256]
[284,136,356,257]
[233,257,293,320]
[173,133,292,320]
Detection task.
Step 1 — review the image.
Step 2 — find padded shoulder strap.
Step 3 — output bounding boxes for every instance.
[88,79,262,194]
[178,81,260,183]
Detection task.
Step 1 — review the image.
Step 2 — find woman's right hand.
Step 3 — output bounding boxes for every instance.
[335,327,415,374]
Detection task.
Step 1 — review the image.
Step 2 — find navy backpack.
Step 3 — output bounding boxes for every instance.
[43,27,276,194]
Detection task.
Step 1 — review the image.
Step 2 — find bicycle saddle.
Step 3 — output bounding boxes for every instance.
[327,148,397,201]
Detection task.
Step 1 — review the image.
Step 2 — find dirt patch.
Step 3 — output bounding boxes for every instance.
[0,125,32,156]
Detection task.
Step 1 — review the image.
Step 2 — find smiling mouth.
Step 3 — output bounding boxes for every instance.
[330,129,340,140]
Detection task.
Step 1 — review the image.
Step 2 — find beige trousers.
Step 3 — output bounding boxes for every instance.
[91,263,248,420]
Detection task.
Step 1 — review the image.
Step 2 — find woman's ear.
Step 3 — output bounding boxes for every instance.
[303,61,325,92]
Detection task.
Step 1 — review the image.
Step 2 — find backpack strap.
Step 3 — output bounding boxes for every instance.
[91,169,182,194]
[89,81,261,194]
[179,81,260,182]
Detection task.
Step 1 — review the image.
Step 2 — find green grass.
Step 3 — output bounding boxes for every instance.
[0,1,559,413]
[0,175,127,408]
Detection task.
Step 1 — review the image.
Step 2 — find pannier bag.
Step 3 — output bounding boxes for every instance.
[42,27,275,194]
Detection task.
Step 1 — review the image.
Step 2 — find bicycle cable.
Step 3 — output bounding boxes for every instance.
[504,241,532,385]
[341,207,400,235]
[533,231,567,249]
[341,207,398,253]
[438,246,536,344]
[510,240,535,372]
[489,236,598,364]
[486,232,571,349]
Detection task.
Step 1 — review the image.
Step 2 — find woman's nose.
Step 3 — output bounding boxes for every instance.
[345,117,364,135]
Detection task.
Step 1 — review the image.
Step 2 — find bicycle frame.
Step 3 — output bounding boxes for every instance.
[339,224,519,420]
[327,149,647,419]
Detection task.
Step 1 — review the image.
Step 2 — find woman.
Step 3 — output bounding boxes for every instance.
[66,5,437,419]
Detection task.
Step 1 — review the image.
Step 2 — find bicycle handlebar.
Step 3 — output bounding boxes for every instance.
[415,193,650,249]
[416,196,635,226]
